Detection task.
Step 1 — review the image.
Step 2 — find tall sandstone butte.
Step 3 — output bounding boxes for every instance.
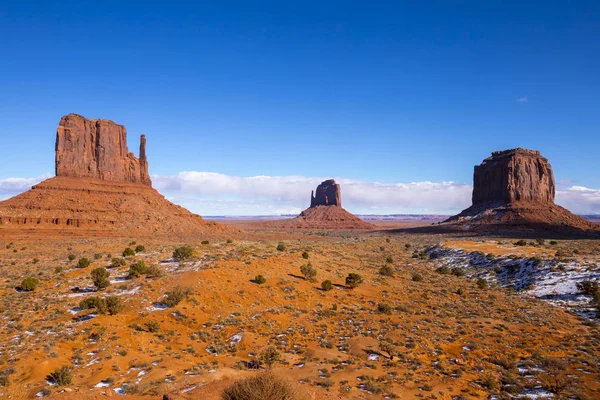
[310,179,342,207]
[445,148,598,233]
[55,113,152,186]
[472,148,555,206]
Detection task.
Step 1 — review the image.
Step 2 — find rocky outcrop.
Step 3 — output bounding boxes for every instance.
[55,114,151,186]
[310,179,341,207]
[472,148,555,206]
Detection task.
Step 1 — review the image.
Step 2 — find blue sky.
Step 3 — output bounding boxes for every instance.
[1,1,599,215]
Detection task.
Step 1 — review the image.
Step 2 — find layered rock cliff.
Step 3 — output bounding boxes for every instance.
[55,114,151,186]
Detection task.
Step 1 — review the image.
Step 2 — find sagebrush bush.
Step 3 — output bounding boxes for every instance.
[134,245,145,253]
[477,278,488,289]
[321,280,333,291]
[110,257,127,268]
[412,273,423,282]
[20,276,39,291]
[258,347,281,368]
[377,303,392,315]
[173,246,194,261]
[77,257,91,268]
[276,243,286,251]
[221,371,310,400]
[91,267,110,290]
[147,264,165,278]
[122,248,135,257]
[164,286,192,307]
[255,275,267,284]
[300,263,317,281]
[128,261,148,278]
[346,273,363,288]
[48,366,72,386]
[106,296,124,315]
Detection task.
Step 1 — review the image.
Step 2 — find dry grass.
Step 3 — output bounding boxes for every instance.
[221,371,310,400]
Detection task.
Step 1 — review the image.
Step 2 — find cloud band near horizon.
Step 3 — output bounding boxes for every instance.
[1,172,600,216]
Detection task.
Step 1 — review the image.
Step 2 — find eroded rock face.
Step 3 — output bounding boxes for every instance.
[472,148,555,205]
[310,179,341,207]
[55,114,151,186]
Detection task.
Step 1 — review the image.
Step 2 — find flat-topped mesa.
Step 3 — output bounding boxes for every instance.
[472,148,555,206]
[310,179,341,207]
[55,113,152,186]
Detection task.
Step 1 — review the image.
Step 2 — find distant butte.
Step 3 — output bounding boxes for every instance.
[0,114,235,236]
[443,148,598,233]
[269,179,373,230]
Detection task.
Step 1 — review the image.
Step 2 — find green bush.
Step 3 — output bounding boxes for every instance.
[300,263,317,281]
[385,257,393,264]
[378,265,394,277]
[276,243,286,252]
[79,296,108,314]
[122,248,135,257]
[514,239,527,246]
[321,280,333,291]
[68,254,76,261]
[549,240,558,245]
[128,261,148,278]
[91,267,110,290]
[134,245,146,253]
[302,251,309,259]
[164,286,193,307]
[255,275,266,284]
[173,246,194,261]
[55,266,64,274]
[345,273,363,289]
[201,240,210,245]
[48,366,72,386]
[77,257,91,268]
[412,273,423,282]
[106,296,124,315]
[20,276,39,291]
[451,267,465,277]
[435,266,450,275]
[110,257,127,268]
[145,321,160,333]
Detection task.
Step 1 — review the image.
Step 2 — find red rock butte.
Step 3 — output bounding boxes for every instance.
[0,114,234,237]
[267,179,373,230]
[445,148,598,233]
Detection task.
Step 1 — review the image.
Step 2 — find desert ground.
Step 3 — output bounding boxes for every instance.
[0,223,598,400]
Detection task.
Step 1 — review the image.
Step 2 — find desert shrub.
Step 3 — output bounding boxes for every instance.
[435,266,450,275]
[146,264,165,278]
[255,275,266,284]
[258,347,281,368]
[451,267,465,277]
[110,257,127,268]
[134,245,145,253]
[79,296,108,314]
[385,257,393,264]
[514,240,527,246]
[541,357,568,394]
[535,238,545,245]
[405,243,411,249]
[576,280,599,296]
[412,273,423,282]
[456,288,465,296]
[106,296,124,315]
[378,265,394,277]
[346,273,363,288]
[173,246,194,261]
[164,286,193,307]
[94,253,102,260]
[128,261,148,278]
[122,248,135,257]
[321,280,333,291]
[20,276,39,291]
[68,254,76,261]
[48,366,72,386]
[77,257,91,268]
[276,243,286,252]
[302,251,309,259]
[144,321,160,333]
[477,278,488,289]
[201,240,210,245]
[221,370,310,400]
[549,240,558,245]
[55,266,63,274]
[91,267,110,290]
[300,263,317,281]
[377,303,392,315]
[32,258,39,264]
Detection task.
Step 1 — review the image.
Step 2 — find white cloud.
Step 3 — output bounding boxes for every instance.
[556,186,600,214]
[516,96,528,103]
[152,171,472,215]
[0,174,51,200]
